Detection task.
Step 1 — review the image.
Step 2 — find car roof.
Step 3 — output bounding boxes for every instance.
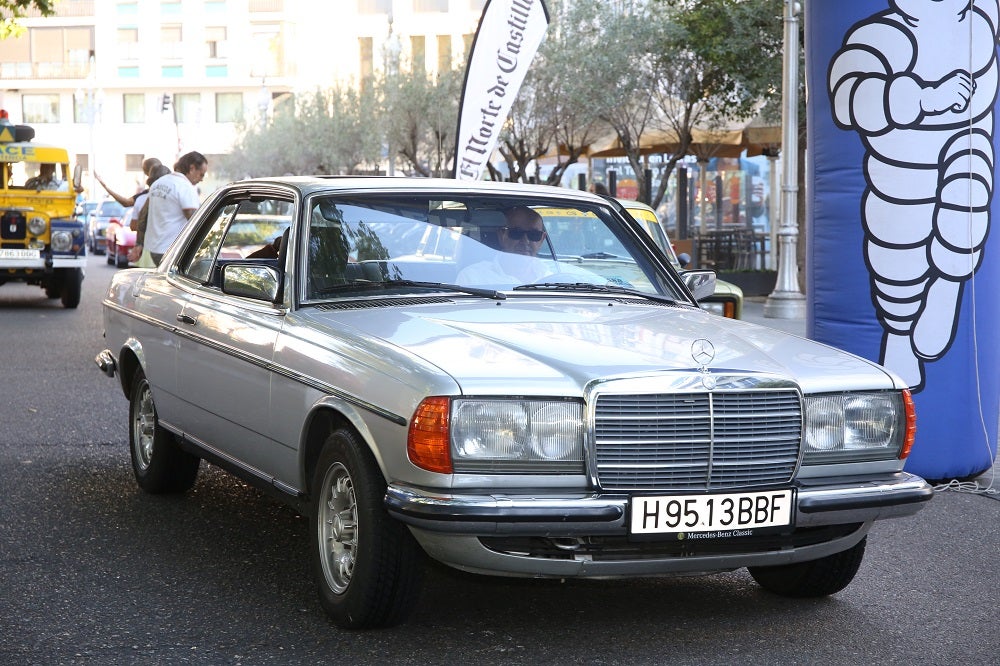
[226,175,613,203]
[616,198,655,214]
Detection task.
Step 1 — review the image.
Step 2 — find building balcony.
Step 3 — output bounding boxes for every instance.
[0,61,91,80]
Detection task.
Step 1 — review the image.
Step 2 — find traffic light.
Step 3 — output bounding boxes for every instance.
[161,94,171,112]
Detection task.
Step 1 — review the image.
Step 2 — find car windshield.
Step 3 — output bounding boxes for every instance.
[623,205,682,268]
[304,193,681,302]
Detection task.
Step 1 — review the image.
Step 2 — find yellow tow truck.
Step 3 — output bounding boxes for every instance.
[0,110,86,308]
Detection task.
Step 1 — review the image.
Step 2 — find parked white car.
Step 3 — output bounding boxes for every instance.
[96,177,932,629]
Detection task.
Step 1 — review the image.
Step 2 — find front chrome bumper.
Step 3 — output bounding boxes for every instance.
[95,349,117,378]
[385,472,932,578]
[385,472,933,535]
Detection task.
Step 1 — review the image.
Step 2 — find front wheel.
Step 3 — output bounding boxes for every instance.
[59,268,82,309]
[748,537,867,598]
[128,368,199,494]
[311,428,424,629]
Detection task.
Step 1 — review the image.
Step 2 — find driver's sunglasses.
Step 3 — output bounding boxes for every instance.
[502,227,545,242]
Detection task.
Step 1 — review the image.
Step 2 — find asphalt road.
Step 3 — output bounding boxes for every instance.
[1,254,997,666]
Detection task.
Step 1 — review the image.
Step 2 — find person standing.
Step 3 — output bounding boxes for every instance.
[143,151,207,266]
[126,163,171,265]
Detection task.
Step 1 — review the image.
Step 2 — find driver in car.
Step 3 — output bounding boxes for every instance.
[458,206,558,285]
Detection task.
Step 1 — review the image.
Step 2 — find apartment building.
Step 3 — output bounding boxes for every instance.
[0,0,486,197]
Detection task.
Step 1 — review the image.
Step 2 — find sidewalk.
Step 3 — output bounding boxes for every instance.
[740,296,807,337]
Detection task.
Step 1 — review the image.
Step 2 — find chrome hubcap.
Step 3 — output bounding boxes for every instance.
[133,383,156,470]
[318,463,358,594]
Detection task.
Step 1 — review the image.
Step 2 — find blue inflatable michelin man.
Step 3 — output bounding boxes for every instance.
[808,0,998,479]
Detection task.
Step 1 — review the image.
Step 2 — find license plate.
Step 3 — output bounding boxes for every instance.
[0,249,40,260]
[630,489,794,536]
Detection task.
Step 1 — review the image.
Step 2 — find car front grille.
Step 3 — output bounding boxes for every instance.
[594,389,802,491]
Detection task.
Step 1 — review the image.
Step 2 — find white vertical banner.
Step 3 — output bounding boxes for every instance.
[453,0,550,181]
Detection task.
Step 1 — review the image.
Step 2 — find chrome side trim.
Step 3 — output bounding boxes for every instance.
[103,301,407,427]
[159,419,305,498]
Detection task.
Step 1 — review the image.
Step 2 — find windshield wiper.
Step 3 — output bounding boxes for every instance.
[316,279,505,300]
[382,279,506,300]
[579,251,623,259]
[512,282,678,305]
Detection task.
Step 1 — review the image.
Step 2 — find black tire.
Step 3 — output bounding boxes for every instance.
[128,368,199,494]
[59,268,82,309]
[311,428,424,629]
[116,248,129,268]
[107,248,115,265]
[44,277,61,299]
[748,537,866,598]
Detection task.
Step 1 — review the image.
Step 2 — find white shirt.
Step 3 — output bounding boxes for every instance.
[145,173,200,254]
[457,252,594,287]
[124,190,149,230]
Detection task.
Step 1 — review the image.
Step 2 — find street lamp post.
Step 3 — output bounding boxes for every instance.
[764,0,807,319]
[74,55,103,200]
[384,13,401,176]
[257,78,270,132]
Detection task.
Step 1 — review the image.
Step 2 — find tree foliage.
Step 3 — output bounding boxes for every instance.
[1,0,54,39]
[660,0,783,123]
[384,66,463,177]
[223,0,784,206]
[217,86,382,179]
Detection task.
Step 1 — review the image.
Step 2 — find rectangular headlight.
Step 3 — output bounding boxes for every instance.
[451,399,585,473]
[803,392,906,464]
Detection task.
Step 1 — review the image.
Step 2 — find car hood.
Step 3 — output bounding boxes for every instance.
[300,297,897,395]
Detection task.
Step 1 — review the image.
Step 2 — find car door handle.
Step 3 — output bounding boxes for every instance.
[176,313,197,326]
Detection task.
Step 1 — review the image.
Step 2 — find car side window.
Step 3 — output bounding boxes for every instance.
[177,202,238,283]
[177,197,293,286]
[218,200,292,262]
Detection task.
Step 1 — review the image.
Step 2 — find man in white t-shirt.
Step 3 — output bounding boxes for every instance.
[143,151,208,265]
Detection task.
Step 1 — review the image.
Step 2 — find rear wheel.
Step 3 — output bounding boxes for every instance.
[311,428,424,629]
[128,368,199,494]
[59,268,82,308]
[748,537,867,597]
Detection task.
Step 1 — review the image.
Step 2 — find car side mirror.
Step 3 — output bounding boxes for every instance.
[221,264,280,302]
[681,269,717,302]
[73,164,83,191]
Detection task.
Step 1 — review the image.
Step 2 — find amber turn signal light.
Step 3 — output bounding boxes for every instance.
[408,396,453,473]
[899,389,917,459]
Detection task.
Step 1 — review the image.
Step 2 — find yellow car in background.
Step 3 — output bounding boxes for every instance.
[619,199,743,319]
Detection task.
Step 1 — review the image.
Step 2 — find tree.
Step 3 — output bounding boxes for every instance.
[218,86,382,179]
[1,1,54,39]
[660,0,784,123]
[498,0,786,202]
[491,0,612,186]
[383,66,463,177]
